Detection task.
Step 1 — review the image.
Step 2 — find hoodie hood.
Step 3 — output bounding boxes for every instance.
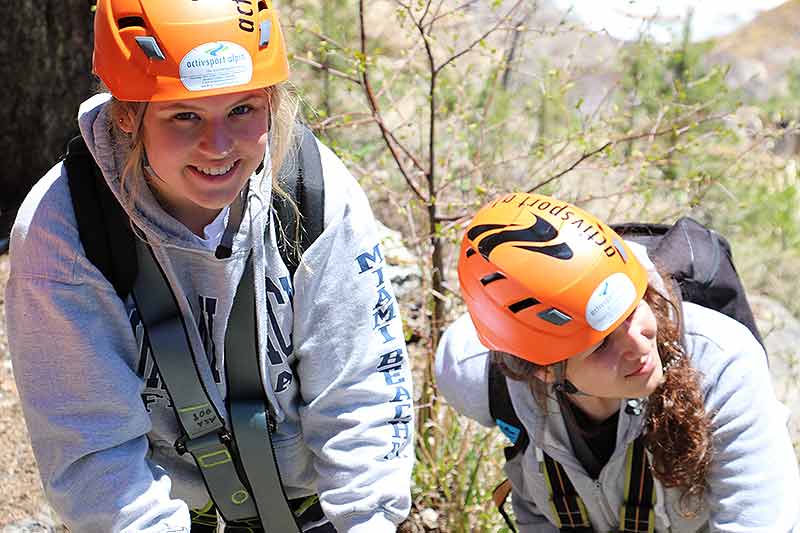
[77,93,272,254]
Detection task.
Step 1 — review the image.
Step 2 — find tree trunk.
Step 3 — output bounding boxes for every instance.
[0,1,95,239]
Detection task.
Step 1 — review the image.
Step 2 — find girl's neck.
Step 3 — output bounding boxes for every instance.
[564,394,620,424]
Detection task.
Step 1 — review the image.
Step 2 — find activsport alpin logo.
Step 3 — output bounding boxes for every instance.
[180,41,253,92]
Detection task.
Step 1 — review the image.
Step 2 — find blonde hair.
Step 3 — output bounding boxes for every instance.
[107,83,301,215]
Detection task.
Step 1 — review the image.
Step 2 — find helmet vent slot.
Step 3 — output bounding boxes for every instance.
[465,248,476,258]
[480,272,506,286]
[117,16,146,30]
[508,297,539,313]
[259,19,273,48]
[135,36,166,61]
[258,1,269,11]
[538,308,572,326]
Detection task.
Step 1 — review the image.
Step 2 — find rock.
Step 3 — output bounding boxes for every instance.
[750,294,800,447]
[419,507,439,530]
[1,504,62,532]
[1,520,55,533]
[377,221,423,303]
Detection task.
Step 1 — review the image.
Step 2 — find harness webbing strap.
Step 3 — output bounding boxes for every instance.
[132,239,258,522]
[487,356,530,460]
[491,479,517,533]
[542,453,592,531]
[296,127,325,255]
[536,436,655,533]
[619,438,656,533]
[225,253,301,532]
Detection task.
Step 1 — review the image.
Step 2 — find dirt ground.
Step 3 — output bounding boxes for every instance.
[0,255,56,528]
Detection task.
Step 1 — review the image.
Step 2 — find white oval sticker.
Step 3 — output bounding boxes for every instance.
[180,41,253,92]
[585,272,637,331]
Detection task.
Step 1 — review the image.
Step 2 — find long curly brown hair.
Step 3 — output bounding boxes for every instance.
[494,267,714,515]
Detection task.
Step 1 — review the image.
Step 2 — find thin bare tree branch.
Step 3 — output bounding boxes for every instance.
[359,0,426,202]
[309,115,375,132]
[289,25,347,52]
[292,55,362,85]
[528,113,729,193]
[426,0,479,31]
[419,0,435,27]
[435,0,524,75]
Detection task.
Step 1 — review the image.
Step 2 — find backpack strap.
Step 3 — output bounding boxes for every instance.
[488,357,530,460]
[491,479,517,533]
[225,251,303,531]
[488,357,532,532]
[537,437,655,533]
[65,136,136,299]
[273,124,325,278]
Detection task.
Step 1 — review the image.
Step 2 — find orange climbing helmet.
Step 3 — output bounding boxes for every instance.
[458,193,648,366]
[93,0,290,102]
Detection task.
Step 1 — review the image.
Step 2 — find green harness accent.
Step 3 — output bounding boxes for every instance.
[537,438,656,533]
[619,438,656,533]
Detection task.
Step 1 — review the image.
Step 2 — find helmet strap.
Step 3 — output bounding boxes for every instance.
[551,361,591,397]
[142,150,162,184]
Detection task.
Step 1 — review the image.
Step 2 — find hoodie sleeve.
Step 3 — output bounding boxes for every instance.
[290,142,414,533]
[434,313,495,428]
[683,303,800,532]
[6,165,191,533]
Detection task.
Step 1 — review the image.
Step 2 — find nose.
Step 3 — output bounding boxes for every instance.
[198,118,234,158]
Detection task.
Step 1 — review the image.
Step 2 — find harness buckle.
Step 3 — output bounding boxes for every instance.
[174,429,233,456]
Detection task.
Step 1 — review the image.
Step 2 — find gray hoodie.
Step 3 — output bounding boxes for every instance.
[7,94,414,533]
[436,304,800,531]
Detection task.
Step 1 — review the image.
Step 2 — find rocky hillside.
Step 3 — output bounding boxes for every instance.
[708,0,800,99]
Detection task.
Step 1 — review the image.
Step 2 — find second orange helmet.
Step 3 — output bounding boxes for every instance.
[458,193,648,365]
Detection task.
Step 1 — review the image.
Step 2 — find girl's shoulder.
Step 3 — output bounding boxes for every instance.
[681,301,769,392]
[434,313,495,427]
[682,301,765,359]
[315,138,374,230]
[9,161,87,285]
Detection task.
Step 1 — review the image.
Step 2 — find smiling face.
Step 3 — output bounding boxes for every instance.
[135,89,270,234]
[565,299,664,401]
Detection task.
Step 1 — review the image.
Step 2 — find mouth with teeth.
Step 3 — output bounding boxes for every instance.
[190,159,240,181]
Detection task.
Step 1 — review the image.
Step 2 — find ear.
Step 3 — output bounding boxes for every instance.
[117,110,137,134]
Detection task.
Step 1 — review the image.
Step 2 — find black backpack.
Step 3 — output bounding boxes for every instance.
[489,216,765,462]
[63,125,325,299]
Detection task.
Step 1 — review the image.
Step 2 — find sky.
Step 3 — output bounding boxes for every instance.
[549,0,788,43]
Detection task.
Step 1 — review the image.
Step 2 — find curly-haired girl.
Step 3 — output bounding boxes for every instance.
[436,192,799,531]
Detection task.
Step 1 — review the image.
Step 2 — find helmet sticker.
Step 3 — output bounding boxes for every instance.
[585,272,637,331]
[180,41,253,92]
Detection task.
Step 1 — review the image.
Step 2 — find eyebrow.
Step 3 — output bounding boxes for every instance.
[157,94,268,112]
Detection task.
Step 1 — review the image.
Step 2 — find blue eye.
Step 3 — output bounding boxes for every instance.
[173,112,198,121]
[231,104,253,116]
